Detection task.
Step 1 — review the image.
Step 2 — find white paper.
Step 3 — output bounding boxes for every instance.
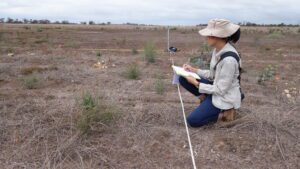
[172,65,201,80]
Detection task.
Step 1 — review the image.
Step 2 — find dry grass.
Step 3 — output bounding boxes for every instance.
[20,65,58,75]
[0,24,299,169]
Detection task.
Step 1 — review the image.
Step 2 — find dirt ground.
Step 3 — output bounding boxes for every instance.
[0,24,299,169]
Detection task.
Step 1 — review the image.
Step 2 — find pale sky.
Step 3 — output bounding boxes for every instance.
[0,0,299,25]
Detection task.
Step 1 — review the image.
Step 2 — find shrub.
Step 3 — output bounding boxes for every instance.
[144,42,156,63]
[76,93,119,134]
[124,64,140,80]
[37,27,43,32]
[34,38,48,44]
[170,27,177,31]
[96,51,102,57]
[155,77,165,95]
[257,65,276,84]
[96,51,102,61]
[22,75,40,89]
[20,65,58,75]
[132,48,138,55]
[81,93,96,110]
[268,29,283,39]
[189,56,210,69]
[201,43,210,54]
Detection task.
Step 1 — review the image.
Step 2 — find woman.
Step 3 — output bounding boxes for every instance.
[179,19,242,127]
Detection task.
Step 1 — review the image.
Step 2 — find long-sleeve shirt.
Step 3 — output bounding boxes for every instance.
[196,43,242,110]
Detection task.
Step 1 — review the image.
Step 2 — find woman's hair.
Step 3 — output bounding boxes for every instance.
[224,28,241,43]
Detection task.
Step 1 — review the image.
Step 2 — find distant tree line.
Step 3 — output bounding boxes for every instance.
[197,22,299,27]
[0,18,298,27]
[0,18,112,25]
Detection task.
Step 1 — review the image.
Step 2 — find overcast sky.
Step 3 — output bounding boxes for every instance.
[0,0,299,25]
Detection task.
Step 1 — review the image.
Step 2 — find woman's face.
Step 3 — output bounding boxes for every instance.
[206,36,219,47]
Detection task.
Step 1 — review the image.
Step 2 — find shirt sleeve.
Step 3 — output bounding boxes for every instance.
[196,69,210,79]
[198,57,237,95]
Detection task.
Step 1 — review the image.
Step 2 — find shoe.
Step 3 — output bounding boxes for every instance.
[221,109,236,121]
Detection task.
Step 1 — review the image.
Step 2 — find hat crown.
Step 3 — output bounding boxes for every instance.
[207,19,231,29]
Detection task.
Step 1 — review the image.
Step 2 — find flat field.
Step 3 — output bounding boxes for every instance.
[0,24,299,169]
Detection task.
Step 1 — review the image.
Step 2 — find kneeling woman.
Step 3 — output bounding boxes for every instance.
[180,19,242,127]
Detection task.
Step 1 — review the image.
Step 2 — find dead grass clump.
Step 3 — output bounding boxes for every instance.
[20,65,58,75]
[132,48,138,55]
[34,38,48,44]
[76,92,120,134]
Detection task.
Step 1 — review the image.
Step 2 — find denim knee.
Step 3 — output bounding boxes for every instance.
[187,116,201,128]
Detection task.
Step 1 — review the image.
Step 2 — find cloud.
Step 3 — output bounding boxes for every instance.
[0,0,299,25]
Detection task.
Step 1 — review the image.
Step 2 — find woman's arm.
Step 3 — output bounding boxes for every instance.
[196,69,210,79]
[183,64,211,79]
[198,57,237,95]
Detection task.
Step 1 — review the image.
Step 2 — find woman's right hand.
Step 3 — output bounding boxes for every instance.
[183,64,196,73]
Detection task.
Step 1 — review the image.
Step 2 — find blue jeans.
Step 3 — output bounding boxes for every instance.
[179,76,221,127]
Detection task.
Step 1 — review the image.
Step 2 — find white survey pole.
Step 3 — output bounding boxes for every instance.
[168,26,197,169]
[167,26,170,50]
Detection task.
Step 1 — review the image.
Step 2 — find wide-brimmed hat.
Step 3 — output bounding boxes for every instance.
[199,19,240,38]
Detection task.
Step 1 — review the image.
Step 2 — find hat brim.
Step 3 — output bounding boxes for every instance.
[198,23,240,38]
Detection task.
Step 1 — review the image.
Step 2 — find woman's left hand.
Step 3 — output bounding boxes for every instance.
[186,76,199,87]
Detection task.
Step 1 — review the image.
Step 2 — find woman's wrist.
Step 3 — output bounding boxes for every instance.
[192,67,198,73]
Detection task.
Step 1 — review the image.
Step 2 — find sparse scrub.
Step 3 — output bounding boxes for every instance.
[96,51,102,57]
[257,65,276,84]
[37,27,43,32]
[22,75,40,89]
[96,51,102,61]
[124,64,140,80]
[132,48,138,55]
[268,28,283,38]
[144,42,156,63]
[170,27,177,31]
[76,93,119,134]
[155,75,165,95]
[0,32,3,41]
[65,41,78,48]
[201,43,210,54]
[34,38,48,44]
[81,93,96,110]
[189,56,210,69]
[20,65,58,75]
[23,26,30,30]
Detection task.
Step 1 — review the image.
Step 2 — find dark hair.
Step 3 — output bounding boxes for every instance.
[224,28,240,43]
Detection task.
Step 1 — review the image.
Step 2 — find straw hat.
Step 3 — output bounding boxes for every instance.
[199,19,240,38]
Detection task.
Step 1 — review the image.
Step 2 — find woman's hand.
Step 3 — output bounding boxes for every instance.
[183,64,197,73]
[185,76,200,87]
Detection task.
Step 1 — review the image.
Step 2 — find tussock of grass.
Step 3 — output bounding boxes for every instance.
[144,42,156,63]
[22,75,40,89]
[76,93,120,134]
[20,65,58,75]
[257,65,276,85]
[34,38,48,44]
[132,48,138,55]
[155,75,165,95]
[124,64,140,80]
